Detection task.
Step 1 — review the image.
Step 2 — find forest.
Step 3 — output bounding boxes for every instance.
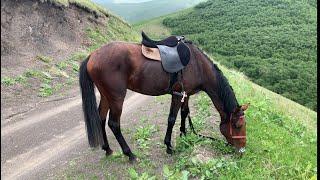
[163,0,317,110]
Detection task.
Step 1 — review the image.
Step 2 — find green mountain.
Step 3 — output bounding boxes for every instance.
[93,0,205,23]
[159,0,317,111]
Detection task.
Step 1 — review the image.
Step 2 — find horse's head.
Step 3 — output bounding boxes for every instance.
[220,104,249,154]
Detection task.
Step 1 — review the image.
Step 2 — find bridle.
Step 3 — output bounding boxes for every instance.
[229,114,246,139]
[187,113,246,142]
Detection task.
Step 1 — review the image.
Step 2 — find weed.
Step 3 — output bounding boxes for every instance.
[134,124,157,150]
[39,83,53,97]
[1,77,16,86]
[56,61,68,70]
[24,69,41,78]
[1,75,27,86]
[68,61,79,72]
[36,55,53,63]
[128,168,156,180]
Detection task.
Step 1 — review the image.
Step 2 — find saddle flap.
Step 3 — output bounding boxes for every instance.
[157,45,185,73]
[141,45,161,61]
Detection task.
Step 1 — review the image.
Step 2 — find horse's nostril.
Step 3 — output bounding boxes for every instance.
[238,147,246,153]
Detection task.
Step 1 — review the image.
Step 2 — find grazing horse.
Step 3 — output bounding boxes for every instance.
[79,40,248,162]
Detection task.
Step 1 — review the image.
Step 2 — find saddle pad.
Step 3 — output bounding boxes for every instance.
[177,43,190,66]
[141,45,161,61]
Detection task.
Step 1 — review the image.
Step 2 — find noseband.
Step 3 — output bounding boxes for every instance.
[229,115,246,139]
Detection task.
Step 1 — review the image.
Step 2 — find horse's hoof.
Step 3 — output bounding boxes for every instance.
[166,148,174,155]
[129,155,138,163]
[105,149,113,156]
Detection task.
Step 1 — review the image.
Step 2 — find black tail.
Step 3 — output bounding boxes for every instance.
[79,56,103,148]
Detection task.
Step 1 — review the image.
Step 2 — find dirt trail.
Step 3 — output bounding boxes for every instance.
[1,89,154,179]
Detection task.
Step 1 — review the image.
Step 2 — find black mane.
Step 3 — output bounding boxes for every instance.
[194,45,239,114]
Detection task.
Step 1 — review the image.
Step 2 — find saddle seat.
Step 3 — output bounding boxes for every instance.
[142,31,180,48]
[141,31,191,73]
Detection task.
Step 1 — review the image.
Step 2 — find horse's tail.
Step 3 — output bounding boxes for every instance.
[79,56,103,148]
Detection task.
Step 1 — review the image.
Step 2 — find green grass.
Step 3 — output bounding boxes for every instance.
[134,8,192,38]
[42,0,110,17]
[158,61,317,179]
[39,83,53,97]
[95,0,205,23]
[134,124,157,150]
[135,13,317,179]
[128,168,156,180]
[85,15,139,52]
[3,0,138,100]
[1,77,17,86]
[36,55,53,63]
[1,75,27,86]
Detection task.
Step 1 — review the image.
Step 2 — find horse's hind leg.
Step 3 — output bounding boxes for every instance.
[98,95,113,156]
[108,98,136,162]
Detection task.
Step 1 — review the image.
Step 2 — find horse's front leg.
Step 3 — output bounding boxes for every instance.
[164,96,182,154]
[180,97,189,136]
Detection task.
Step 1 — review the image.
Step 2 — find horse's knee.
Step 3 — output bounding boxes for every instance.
[168,116,176,126]
[181,107,189,117]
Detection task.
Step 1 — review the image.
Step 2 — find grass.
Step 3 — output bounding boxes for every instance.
[3,1,138,100]
[128,168,156,180]
[41,0,110,17]
[36,55,53,63]
[133,9,193,39]
[134,123,157,150]
[1,77,17,86]
[1,75,27,86]
[85,16,139,52]
[133,15,317,179]
[157,61,317,179]
[39,83,53,97]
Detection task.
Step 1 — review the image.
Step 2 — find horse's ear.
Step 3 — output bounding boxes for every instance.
[241,103,250,111]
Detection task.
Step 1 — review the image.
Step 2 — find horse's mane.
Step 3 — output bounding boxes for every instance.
[192,45,239,114]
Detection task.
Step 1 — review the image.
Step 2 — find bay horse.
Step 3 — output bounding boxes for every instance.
[79,40,248,162]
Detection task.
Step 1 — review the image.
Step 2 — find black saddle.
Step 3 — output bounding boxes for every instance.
[141,31,191,73]
[142,31,180,48]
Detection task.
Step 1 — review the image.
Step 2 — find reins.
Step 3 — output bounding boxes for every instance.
[187,113,246,142]
[187,114,221,142]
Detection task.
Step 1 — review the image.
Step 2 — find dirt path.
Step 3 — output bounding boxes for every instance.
[2,83,221,179]
[49,93,222,179]
[1,88,156,179]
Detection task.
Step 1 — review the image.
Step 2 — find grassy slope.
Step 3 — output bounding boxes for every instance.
[93,0,205,23]
[134,13,317,179]
[161,0,317,111]
[1,0,138,98]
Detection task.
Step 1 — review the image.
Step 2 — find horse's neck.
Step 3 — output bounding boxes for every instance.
[200,60,233,122]
[205,87,228,121]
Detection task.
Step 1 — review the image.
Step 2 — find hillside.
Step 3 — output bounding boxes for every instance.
[134,10,317,179]
[93,0,205,23]
[159,0,317,111]
[1,0,138,119]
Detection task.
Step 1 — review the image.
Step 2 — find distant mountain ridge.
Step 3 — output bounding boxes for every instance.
[93,0,205,23]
